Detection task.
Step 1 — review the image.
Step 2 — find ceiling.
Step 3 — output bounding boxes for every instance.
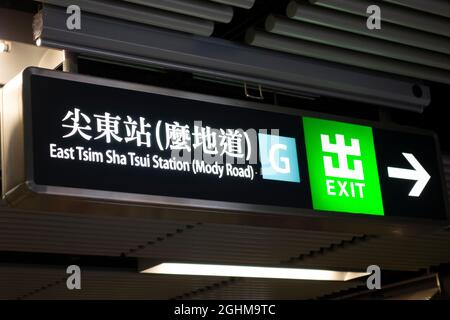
[0,193,449,299]
[2,0,450,85]
[0,264,364,300]
[23,0,450,84]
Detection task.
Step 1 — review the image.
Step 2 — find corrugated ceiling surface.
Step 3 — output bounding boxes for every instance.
[289,230,450,272]
[0,208,360,265]
[131,224,450,272]
[0,264,362,300]
[33,0,450,83]
[246,0,450,84]
[0,209,189,257]
[0,264,227,300]
[128,223,359,265]
[186,278,363,300]
[1,207,449,273]
[37,0,255,36]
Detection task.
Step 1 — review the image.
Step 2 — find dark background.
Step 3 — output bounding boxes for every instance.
[374,129,447,220]
[30,74,313,209]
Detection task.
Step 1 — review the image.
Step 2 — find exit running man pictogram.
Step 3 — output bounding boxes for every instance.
[303,117,384,215]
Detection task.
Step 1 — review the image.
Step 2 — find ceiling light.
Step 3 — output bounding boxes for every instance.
[0,41,10,53]
[141,262,368,281]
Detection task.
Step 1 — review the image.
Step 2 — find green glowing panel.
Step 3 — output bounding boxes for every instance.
[303,117,384,215]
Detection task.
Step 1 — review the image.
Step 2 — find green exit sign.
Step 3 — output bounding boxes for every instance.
[303,117,384,216]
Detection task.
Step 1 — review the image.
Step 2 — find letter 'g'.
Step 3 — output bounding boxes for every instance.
[269,144,290,174]
[258,133,300,183]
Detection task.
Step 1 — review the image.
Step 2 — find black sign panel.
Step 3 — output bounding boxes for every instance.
[11,68,447,222]
[374,129,447,219]
[29,73,313,209]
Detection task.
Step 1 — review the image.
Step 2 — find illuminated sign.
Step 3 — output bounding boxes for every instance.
[303,118,383,215]
[1,68,448,225]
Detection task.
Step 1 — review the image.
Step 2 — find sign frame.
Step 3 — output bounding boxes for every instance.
[2,67,448,235]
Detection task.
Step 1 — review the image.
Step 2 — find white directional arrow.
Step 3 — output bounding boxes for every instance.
[387,153,431,197]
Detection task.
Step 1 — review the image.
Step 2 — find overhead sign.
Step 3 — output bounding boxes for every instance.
[1,68,448,223]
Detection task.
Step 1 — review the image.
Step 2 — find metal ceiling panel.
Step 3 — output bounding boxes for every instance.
[122,0,233,23]
[0,265,67,300]
[39,0,214,36]
[311,0,450,37]
[248,1,450,85]
[1,206,449,274]
[383,0,450,18]
[265,15,450,71]
[0,264,363,300]
[0,209,191,257]
[33,5,430,112]
[0,208,360,263]
[289,231,450,271]
[0,264,230,300]
[187,278,363,300]
[246,29,450,85]
[286,2,450,55]
[128,223,359,265]
[209,0,255,10]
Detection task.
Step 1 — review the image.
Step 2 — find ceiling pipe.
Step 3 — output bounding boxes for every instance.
[383,0,450,18]
[246,29,450,85]
[122,0,233,23]
[287,2,450,55]
[266,15,450,71]
[310,0,450,37]
[209,0,255,10]
[34,5,431,112]
[38,0,214,36]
